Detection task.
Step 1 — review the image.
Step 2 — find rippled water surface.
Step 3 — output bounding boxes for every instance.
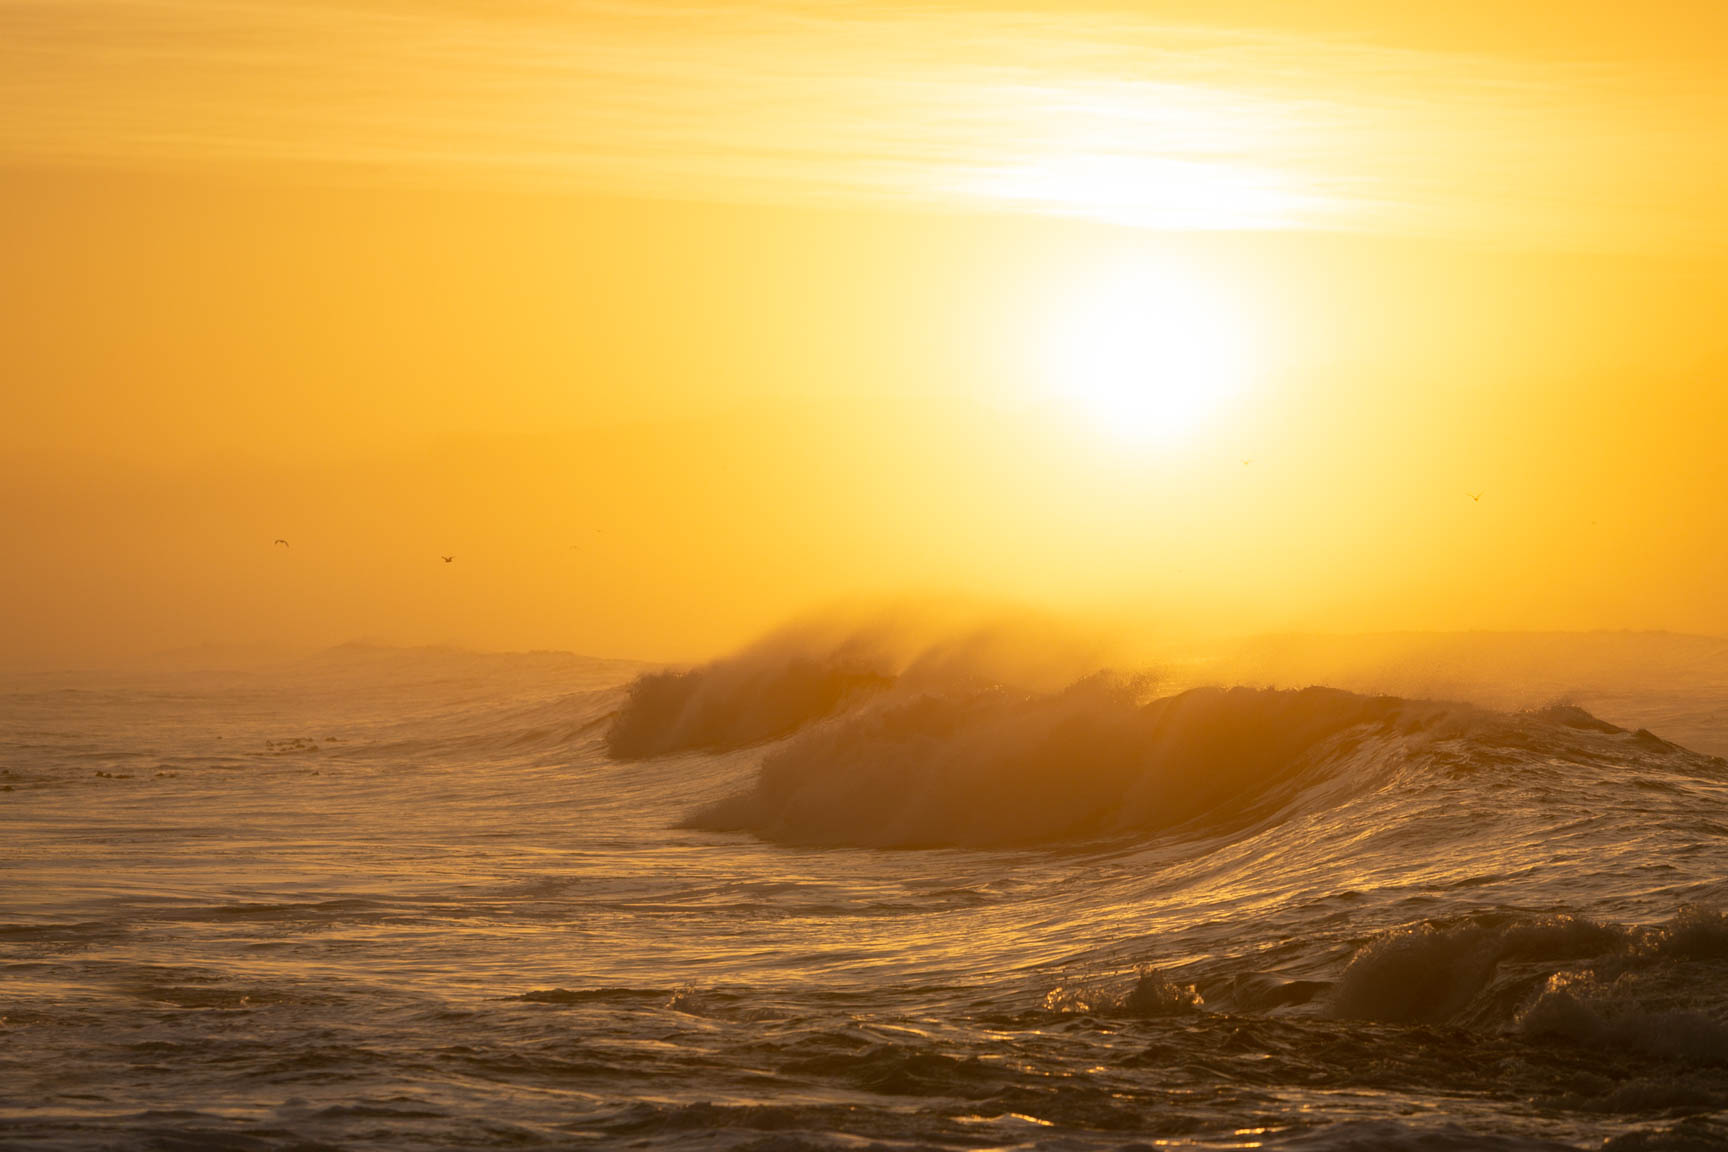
[6,647,1728,1150]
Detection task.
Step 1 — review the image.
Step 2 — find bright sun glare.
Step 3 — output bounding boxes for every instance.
[1044,267,1253,446]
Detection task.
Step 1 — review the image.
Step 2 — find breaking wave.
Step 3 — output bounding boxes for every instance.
[600,616,1727,850]
[678,676,1723,848]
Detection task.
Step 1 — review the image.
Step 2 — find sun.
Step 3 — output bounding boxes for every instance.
[1043,265,1253,446]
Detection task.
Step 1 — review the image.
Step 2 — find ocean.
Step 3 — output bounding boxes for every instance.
[6,630,1728,1151]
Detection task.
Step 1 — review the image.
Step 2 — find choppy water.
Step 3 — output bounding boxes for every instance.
[6,639,1728,1150]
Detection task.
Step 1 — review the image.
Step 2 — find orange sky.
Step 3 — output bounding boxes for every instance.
[3,2,1727,668]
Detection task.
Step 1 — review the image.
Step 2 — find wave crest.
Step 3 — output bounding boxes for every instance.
[1044,966,1205,1017]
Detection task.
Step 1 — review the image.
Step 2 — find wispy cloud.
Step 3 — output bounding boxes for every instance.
[2,1,1722,245]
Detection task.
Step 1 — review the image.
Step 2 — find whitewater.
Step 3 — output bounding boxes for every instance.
[6,631,1728,1150]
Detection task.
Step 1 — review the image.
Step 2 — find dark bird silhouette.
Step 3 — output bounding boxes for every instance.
[441,555,454,563]
[1469,492,1483,502]
[273,539,290,548]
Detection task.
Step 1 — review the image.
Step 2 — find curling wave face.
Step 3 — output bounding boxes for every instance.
[685,682,1406,846]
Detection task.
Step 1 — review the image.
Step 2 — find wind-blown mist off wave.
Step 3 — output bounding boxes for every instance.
[604,652,892,760]
[603,612,1110,760]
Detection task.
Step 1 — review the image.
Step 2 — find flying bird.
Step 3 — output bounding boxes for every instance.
[441,555,454,563]
[273,539,290,548]
[1469,492,1483,502]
